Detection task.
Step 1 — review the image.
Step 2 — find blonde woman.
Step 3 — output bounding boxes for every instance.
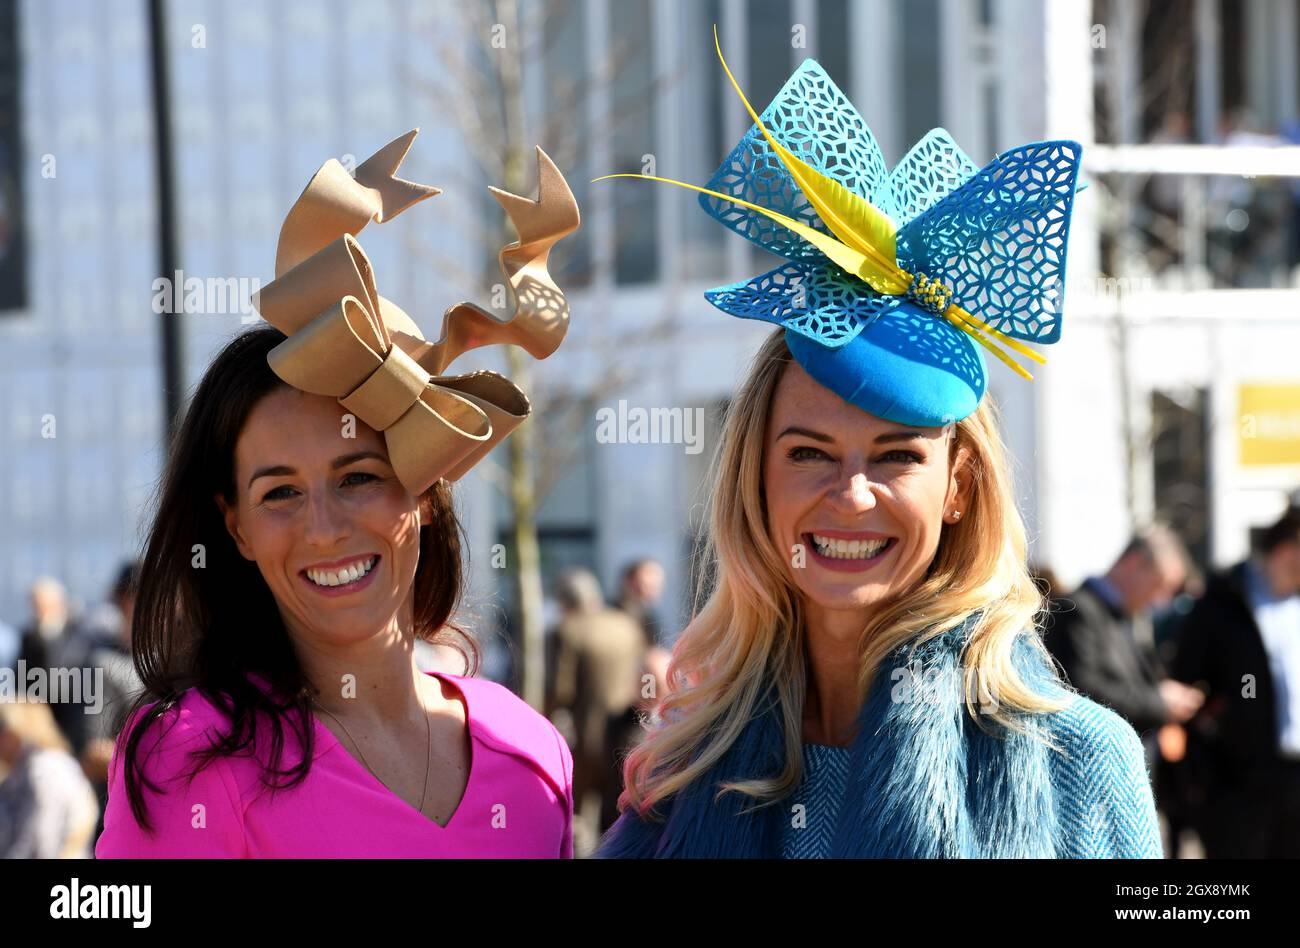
[593,37,1162,858]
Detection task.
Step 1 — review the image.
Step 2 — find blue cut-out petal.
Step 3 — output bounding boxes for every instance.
[895,140,1082,344]
[699,59,890,261]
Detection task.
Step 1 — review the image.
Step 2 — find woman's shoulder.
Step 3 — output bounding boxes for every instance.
[1007,629,1149,774]
[112,685,280,794]
[1041,692,1148,770]
[99,687,251,858]
[120,686,231,754]
[439,673,572,796]
[1038,693,1163,857]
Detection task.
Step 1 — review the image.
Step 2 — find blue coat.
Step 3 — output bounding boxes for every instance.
[596,619,1163,858]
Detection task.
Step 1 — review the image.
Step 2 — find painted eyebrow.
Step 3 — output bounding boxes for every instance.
[775,426,926,445]
[247,451,390,489]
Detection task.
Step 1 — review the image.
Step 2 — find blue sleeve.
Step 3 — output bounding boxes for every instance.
[1051,697,1164,859]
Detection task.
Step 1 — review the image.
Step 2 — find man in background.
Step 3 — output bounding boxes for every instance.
[545,569,647,844]
[1044,525,1205,777]
[78,560,143,837]
[616,558,672,713]
[1171,506,1300,857]
[616,558,667,648]
[16,577,98,757]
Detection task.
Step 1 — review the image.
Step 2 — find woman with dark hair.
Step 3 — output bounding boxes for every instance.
[96,131,581,857]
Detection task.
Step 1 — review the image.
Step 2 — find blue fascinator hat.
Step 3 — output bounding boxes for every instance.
[595,27,1084,427]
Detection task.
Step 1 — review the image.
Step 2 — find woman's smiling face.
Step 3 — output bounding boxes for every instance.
[216,386,427,648]
[762,361,972,624]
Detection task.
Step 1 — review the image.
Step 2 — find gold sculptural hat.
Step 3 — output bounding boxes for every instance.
[251,129,580,495]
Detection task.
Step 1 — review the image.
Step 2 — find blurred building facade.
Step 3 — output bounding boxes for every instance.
[1,0,1298,637]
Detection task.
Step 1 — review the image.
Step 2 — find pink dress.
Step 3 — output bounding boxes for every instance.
[96,672,573,858]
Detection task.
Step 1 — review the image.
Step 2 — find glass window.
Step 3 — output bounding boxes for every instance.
[745,0,793,107]
[817,0,851,95]
[0,0,28,313]
[897,0,942,151]
[1150,388,1211,573]
[744,0,794,278]
[679,0,727,281]
[542,0,592,287]
[610,0,659,284]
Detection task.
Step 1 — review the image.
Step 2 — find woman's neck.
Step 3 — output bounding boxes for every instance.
[802,604,868,747]
[287,608,432,727]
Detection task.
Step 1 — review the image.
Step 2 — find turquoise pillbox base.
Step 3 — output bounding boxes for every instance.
[784,310,987,427]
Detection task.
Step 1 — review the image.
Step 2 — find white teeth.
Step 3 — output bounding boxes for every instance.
[306,556,376,587]
[810,534,890,560]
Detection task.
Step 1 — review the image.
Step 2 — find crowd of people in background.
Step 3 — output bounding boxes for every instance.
[544,559,670,852]
[0,562,140,857]
[4,501,1300,860]
[1042,503,1300,858]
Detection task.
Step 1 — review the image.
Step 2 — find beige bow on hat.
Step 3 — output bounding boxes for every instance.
[251,129,580,496]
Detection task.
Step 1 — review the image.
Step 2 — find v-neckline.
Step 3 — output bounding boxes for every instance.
[311,670,475,831]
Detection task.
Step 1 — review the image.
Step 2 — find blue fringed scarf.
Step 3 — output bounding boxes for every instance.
[597,618,1074,858]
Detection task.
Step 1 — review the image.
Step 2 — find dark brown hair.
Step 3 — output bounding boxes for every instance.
[118,326,477,830]
[1259,505,1300,555]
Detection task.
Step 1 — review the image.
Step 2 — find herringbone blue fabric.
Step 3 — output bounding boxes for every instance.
[780,744,853,858]
[1043,695,1165,858]
[595,619,1165,859]
[772,700,1161,859]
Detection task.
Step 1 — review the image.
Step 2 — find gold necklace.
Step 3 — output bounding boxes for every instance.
[312,696,433,816]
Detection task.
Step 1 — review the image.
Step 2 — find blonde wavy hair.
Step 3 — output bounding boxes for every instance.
[619,329,1072,817]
